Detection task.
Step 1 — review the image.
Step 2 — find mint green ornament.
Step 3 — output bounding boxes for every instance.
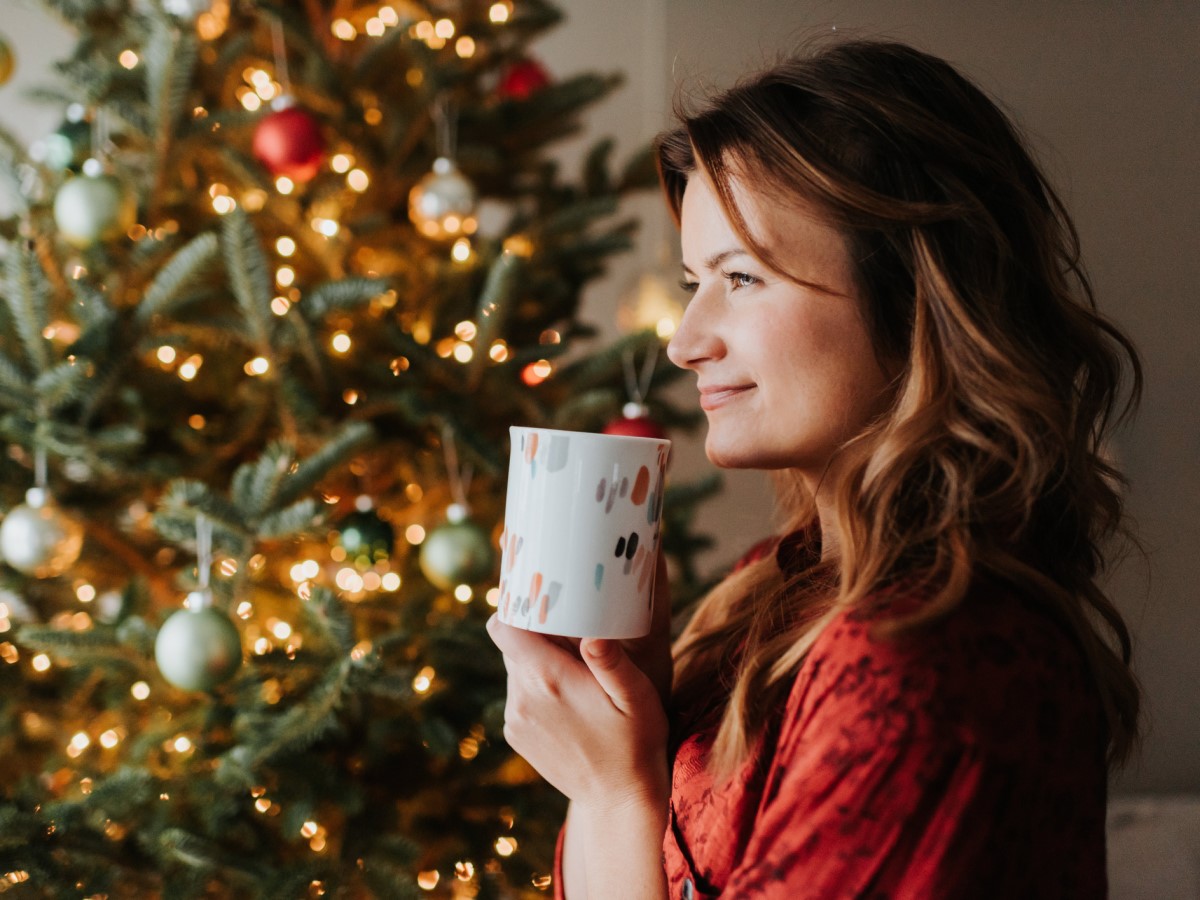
[155,592,242,691]
[418,504,495,590]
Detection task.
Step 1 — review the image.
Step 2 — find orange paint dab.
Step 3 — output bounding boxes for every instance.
[631,465,650,505]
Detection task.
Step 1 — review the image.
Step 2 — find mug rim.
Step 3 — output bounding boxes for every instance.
[508,425,670,446]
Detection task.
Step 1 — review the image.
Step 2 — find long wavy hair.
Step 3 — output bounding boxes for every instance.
[660,38,1142,777]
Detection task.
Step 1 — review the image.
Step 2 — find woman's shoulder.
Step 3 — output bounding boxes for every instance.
[794,577,1104,762]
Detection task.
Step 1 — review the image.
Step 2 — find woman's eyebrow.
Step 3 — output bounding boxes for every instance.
[681,248,752,276]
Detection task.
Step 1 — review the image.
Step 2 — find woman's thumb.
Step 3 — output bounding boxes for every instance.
[580,638,650,715]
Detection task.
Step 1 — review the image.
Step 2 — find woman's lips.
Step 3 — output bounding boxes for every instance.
[698,385,755,410]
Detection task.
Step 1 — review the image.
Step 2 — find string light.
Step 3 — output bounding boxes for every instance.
[456,37,476,58]
[178,355,203,381]
[276,266,296,288]
[389,356,410,375]
[244,356,271,376]
[188,414,206,430]
[275,176,295,195]
[276,236,296,256]
[332,19,357,40]
[238,88,263,112]
[381,572,401,592]
[405,483,424,502]
[312,217,339,237]
[76,583,96,602]
[454,321,477,341]
[236,601,254,619]
[31,654,51,673]
[495,837,517,857]
[454,585,472,603]
[453,343,473,363]
[119,50,139,69]
[0,643,17,664]
[489,340,510,362]
[366,17,385,37]
[451,238,472,262]
[405,525,426,545]
[67,731,90,758]
[331,153,354,173]
[486,587,500,607]
[131,681,150,700]
[417,871,440,890]
[434,18,455,39]
[100,729,120,749]
[413,666,435,694]
[157,345,177,365]
[331,332,352,354]
[347,169,369,192]
[489,2,512,24]
[413,21,434,41]
[379,7,400,27]
[271,296,291,316]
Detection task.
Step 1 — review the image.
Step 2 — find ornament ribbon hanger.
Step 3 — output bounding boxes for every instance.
[622,342,659,407]
[434,95,459,161]
[269,15,291,98]
[441,423,474,520]
[86,108,112,174]
[192,512,214,608]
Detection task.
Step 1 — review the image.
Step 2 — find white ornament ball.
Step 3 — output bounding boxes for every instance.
[155,593,243,691]
[162,0,213,19]
[53,172,137,248]
[408,157,477,241]
[0,488,84,578]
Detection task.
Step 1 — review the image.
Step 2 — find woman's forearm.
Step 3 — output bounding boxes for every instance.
[565,794,669,900]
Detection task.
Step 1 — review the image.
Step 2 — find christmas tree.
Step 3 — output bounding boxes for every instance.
[0,1,717,896]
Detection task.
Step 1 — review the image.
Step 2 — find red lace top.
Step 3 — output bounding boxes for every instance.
[553,534,1109,898]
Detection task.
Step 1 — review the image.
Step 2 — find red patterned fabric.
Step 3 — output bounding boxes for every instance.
[553,535,1108,898]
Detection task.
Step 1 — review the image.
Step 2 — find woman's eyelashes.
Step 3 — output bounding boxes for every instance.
[723,270,760,290]
[677,271,761,295]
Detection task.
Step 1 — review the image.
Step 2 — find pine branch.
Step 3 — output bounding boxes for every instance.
[468,248,524,388]
[231,440,297,518]
[0,350,31,400]
[301,585,355,655]
[136,232,221,324]
[255,497,319,539]
[144,17,198,210]
[2,241,52,373]
[34,358,94,412]
[220,211,274,349]
[302,277,391,318]
[272,421,373,509]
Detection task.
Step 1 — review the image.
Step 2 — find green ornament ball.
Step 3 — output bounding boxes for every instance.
[155,596,242,691]
[0,35,14,86]
[43,118,92,172]
[53,172,137,248]
[419,518,495,590]
[335,510,395,565]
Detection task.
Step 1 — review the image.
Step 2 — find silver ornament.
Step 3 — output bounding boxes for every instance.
[154,591,242,691]
[0,488,84,578]
[408,157,478,241]
[53,171,137,248]
[418,517,495,590]
[161,0,213,20]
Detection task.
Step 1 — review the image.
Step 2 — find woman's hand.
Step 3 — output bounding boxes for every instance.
[485,551,674,810]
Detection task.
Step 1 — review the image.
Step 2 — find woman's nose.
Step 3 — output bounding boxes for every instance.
[667,292,725,370]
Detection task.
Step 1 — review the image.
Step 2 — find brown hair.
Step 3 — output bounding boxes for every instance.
[660,38,1142,776]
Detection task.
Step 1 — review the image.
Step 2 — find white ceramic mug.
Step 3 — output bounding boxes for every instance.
[498,426,671,639]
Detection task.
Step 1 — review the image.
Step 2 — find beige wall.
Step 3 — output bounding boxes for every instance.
[3,1,1196,794]
[653,0,1200,795]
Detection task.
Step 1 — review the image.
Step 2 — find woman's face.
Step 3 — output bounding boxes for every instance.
[667,173,893,477]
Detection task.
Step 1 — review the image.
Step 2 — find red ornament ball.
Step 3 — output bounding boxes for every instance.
[252,103,325,183]
[603,414,667,441]
[498,58,551,101]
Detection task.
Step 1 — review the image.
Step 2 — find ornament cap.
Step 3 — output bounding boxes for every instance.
[432,156,456,175]
[270,94,297,112]
[622,401,650,420]
[185,589,214,611]
[24,487,48,509]
[446,502,470,524]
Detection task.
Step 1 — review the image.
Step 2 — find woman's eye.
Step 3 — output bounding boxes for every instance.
[678,279,699,295]
[724,271,759,290]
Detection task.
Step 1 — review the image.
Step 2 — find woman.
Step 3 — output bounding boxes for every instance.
[487,38,1141,898]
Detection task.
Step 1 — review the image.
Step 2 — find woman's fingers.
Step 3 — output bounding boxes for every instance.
[580,638,654,717]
